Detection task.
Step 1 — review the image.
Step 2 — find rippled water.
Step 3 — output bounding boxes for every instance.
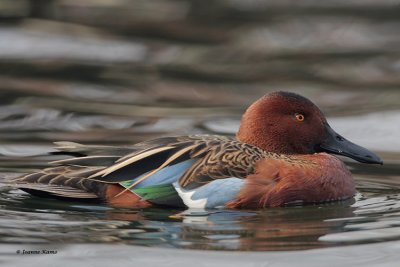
[0,0,400,265]
[1,161,400,252]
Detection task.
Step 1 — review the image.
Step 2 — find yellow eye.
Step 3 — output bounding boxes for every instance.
[295,113,305,122]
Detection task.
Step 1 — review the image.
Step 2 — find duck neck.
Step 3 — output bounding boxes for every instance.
[236,123,290,154]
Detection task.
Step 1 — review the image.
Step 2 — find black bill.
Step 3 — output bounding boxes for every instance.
[316,124,383,165]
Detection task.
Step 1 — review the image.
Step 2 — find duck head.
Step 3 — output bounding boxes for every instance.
[237,91,382,164]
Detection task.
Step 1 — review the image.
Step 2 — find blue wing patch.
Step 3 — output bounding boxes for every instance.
[119,159,197,189]
[119,159,197,207]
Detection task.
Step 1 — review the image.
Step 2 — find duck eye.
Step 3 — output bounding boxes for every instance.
[295,113,305,122]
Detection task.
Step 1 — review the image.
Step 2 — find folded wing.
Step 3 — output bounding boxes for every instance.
[10,135,272,207]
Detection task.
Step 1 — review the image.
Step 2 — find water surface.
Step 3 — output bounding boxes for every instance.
[0,0,400,265]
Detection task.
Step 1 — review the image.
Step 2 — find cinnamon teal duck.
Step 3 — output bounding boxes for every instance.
[9,91,382,209]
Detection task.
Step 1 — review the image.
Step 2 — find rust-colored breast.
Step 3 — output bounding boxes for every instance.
[227,153,355,208]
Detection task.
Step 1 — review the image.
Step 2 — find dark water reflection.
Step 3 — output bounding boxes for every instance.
[1,163,400,251]
[0,0,399,257]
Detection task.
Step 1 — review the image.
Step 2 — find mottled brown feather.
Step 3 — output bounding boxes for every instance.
[12,135,339,205]
[11,135,278,200]
[179,136,274,189]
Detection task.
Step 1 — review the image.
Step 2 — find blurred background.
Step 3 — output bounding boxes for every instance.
[0,0,399,159]
[1,1,400,256]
